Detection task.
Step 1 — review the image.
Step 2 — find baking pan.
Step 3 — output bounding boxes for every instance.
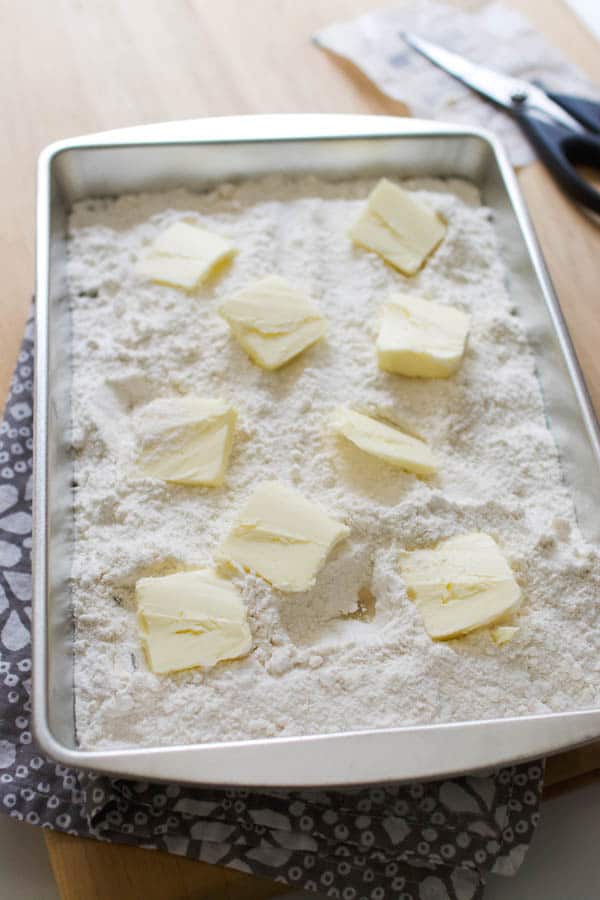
[33,114,600,787]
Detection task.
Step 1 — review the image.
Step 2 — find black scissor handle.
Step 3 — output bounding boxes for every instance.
[515,109,600,214]
[544,91,600,135]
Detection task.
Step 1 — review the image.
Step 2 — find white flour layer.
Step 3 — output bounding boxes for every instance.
[67,176,600,750]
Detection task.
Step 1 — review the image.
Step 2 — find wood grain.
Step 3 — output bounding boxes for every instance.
[46,830,293,900]
[2,0,599,895]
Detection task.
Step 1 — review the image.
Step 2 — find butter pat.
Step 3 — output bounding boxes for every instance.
[137,221,235,290]
[219,275,325,370]
[400,533,521,640]
[377,295,470,378]
[136,569,252,674]
[331,406,438,476]
[349,179,446,275]
[491,625,519,646]
[217,480,350,592]
[135,396,236,486]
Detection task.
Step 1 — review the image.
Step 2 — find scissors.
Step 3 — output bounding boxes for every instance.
[403,31,600,214]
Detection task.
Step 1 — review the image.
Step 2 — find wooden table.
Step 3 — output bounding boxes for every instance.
[3,1,599,896]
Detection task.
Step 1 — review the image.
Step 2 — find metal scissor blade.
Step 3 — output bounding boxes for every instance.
[402,31,534,111]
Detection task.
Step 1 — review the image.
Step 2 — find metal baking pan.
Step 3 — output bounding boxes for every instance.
[33,114,600,787]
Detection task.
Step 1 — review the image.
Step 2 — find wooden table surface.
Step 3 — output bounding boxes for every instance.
[3,0,600,896]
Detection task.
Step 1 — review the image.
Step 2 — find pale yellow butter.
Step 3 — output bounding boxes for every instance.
[135,396,236,487]
[377,295,470,378]
[349,209,417,274]
[331,406,438,475]
[219,275,325,370]
[217,480,350,592]
[136,568,252,674]
[137,221,235,290]
[349,179,446,276]
[399,533,521,640]
[491,625,519,646]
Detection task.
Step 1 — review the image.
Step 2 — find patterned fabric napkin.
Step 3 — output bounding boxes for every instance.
[0,312,544,899]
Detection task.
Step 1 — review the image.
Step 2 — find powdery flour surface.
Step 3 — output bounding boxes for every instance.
[67,176,600,750]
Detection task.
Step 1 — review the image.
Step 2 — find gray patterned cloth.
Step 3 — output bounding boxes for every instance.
[0,311,544,899]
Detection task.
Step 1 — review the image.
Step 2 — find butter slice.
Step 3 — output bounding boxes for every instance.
[217,480,350,592]
[491,625,519,646]
[349,179,446,275]
[136,569,252,674]
[377,295,470,378]
[331,406,438,476]
[138,221,235,290]
[135,396,236,486]
[400,533,521,640]
[219,275,325,370]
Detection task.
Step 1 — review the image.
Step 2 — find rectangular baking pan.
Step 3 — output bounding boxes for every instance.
[33,114,600,787]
